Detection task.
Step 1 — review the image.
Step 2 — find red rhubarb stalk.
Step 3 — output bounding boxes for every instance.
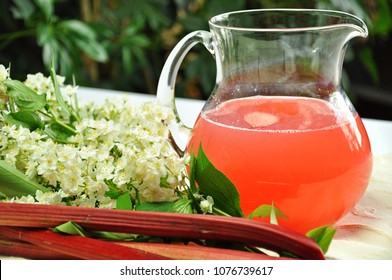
[116,241,292,260]
[0,226,169,260]
[0,234,78,259]
[0,233,288,260]
[0,202,325,259]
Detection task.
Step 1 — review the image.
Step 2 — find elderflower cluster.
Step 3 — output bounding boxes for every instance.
[0,71,189,208]
[24,72,65,98]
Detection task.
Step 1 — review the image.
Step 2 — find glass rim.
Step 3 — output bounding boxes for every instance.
[208,8,367,35]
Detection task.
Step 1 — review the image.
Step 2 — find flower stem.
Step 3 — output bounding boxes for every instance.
[53,117,76,135]
[213,208,231,217]
[45,110,77,135]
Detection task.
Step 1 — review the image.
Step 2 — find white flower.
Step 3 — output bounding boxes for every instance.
[79,146,97,160]
[24,72,65,99]
[10,195,36,204]
[59,169,83,195]
[57,145,79,167]
[95,160,115,181]
[84,176,108,197]
[64,85,78,97]
[70,194,97,208]
[0,133,9,151]
[0,65,9,81]
[35,190,63,205]
[42,171,60,186]
[36,151,58,175]
[200,196,214,214]
[24,72,50,95]
[141,185,178,202]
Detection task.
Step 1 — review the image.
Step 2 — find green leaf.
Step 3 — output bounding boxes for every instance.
[121,46,134,74]
[136,198,193,214]
[359,47,379,85]
[372,0,392,36]
[109,144,122,159]
[50,66,71,118]
[116,192,133,210]
[247,204,288,225]
[34,0,54,21]
[205,0,246,18]
[195,145,243,217]
[171,198,193,214]
[92,231,138,241]
[0,160,49,198]
[44,123,74,142]
[306,225,337,254]
[2,111,44,131]
[181,15,207,31]
[58,20,108,62]
[188,151,197,193]
[59,20,96,40]
[105,189,122,199]
[73,36,108,62]
[3,80,46,111]
[122,34,151,48]
[104,179,121,199]
[52,221,138,241]
[10,0,35,20]
[37,23,55,46]
[136,201,176,212]
[53,221,87,237]
[54,42,74,77]
[42,41,58,70]
[269,204,279,225]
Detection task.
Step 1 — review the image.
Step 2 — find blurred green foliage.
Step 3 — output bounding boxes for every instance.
[0,0,391,99]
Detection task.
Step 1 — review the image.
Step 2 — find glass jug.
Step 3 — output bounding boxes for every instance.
[157,9,373,234]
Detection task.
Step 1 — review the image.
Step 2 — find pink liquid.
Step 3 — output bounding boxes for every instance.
[188,96,373,234]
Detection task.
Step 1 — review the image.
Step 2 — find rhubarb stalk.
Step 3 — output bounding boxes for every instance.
[0,202,325,259]
[0,226,169,260]
[0,234,78,259]
[116,241,292,260]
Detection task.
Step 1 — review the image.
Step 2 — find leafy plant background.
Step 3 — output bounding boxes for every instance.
[1,0,391,117]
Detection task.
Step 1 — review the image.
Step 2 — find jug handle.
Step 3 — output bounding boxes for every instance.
[157,30,214,154]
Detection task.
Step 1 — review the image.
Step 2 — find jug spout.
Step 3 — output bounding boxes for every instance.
[341,12,368,42]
